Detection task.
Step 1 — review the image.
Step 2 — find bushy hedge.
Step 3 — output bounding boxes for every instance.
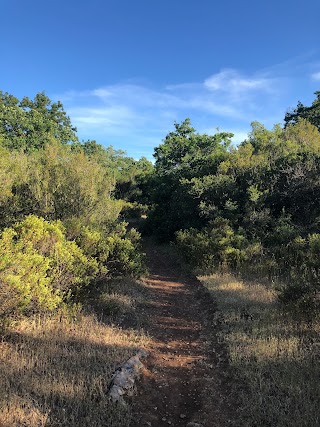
[66,218,146,280]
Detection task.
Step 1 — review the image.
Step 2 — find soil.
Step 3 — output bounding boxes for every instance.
[130,241,239,427]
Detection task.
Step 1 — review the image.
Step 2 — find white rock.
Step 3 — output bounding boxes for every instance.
[107,348,148,403]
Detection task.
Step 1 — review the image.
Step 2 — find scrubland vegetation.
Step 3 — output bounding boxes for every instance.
[0,91,150,328]
[1,88,320,425]
[143,92,320,425]
[146,92,320,316]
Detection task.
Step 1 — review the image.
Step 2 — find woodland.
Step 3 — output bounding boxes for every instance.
[1,89,320,323]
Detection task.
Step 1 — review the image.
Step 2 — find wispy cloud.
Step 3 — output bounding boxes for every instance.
[62,71,277,131]
[54,58,320,159]
[71,106,137,127]
[204,69,271,92]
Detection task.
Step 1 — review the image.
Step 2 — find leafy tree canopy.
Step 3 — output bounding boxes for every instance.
[154,118,233,179]
[284,91,320,131]
[0,91,78,151]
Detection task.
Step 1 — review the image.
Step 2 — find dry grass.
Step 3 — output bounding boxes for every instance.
[0,279,149,427]
[200,273,320,427]
[87,277,149,328]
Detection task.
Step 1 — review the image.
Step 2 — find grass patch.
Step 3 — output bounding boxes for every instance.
[200,273,320,427]
[0,314,148,427]
[88,277,149,328]
[0,277,149,427]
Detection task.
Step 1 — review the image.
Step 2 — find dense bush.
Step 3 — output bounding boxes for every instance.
[0,141,122,229]
[176,218,247,271]
[0,213,147,326]
[0,216,98,323]
[275,234,320,313]
[120,201,149,219]
[66,219,146,280]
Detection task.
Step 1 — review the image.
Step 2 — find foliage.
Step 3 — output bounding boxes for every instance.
[81,139,154,206]
[284,91,320,131]
[276,234,320,314]
[0,213,146,327]
[0,90,149,325]
[0,216,98,323]
[120,201,150,219]
[176,218,247,271]
[66,219,146,282]
[148,113,320,313]
[0,138,123,229]
[0,91,78,151]
[145,119,233,240]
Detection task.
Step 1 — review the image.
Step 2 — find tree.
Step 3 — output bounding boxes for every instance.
[284,91,320,131]
[0,91,78,151]
[0,141,120,229]
[146,119,233,241]
[154,118,233,179]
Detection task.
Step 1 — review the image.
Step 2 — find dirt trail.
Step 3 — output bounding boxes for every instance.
[131,242,238,427]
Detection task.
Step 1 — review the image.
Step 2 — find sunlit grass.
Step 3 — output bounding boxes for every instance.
[200,273,320,427]
[0,278,149,427]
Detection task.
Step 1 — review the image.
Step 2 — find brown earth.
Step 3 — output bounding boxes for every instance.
[131,242,239,427]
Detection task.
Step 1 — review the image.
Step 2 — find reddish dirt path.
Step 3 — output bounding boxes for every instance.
[132,243,238,427]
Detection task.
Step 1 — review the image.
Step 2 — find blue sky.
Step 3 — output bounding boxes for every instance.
[1,0,320,159]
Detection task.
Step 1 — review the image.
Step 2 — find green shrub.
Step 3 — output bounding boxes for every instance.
[120,201,149,219]
[105,225,146,277]
[276,234,320,314]
[0,215,98,322]
[65,218,146,281]
[176,217,247,271]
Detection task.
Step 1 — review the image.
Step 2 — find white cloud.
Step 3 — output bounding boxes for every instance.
[231,131,250,144]
[60,69,280,132]
[89,84,180,110]
[203,127,250,145]
[311,71,320,81]
[92,88,113,98]
[204,69,271,93]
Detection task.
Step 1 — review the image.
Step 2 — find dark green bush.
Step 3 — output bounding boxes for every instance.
[176,217,248,272]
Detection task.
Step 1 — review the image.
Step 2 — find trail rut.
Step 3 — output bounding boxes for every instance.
[131,243,238,427]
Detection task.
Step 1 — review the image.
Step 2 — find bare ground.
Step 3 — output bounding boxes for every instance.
[131,242,239,427]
